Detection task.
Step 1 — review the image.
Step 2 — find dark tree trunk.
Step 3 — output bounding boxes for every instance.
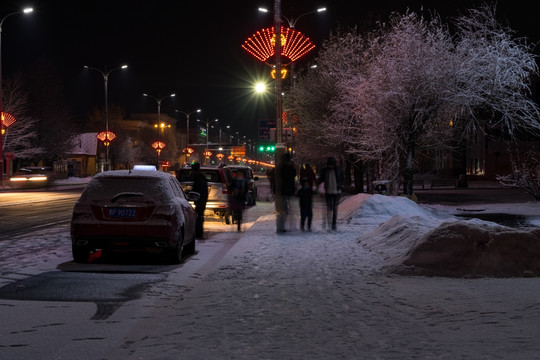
[353,160,364,193]
[403,141,416,196]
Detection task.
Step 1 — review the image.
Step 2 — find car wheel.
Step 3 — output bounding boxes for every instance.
[184,234,196,255]
[168,232,184,264]
[72,244,90,263]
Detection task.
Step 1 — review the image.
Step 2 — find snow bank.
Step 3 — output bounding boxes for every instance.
[351,193,540,278]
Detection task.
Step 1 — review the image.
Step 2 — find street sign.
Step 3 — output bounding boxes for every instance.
[258,119,276,140]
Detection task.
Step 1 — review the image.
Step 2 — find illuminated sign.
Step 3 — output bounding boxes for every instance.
[242,26,315,63]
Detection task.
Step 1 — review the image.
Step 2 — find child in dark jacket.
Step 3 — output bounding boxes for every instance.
[296,178,313,231]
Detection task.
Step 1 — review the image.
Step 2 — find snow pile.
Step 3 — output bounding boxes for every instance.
[347,193,540,278]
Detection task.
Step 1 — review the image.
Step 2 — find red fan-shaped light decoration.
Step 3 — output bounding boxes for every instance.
[97,131,116,142]
[1,112,16,128]
[242,26,315,63]
[152,141,166,150]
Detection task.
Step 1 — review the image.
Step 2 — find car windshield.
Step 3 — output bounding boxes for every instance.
[17,167,52,174]
[83,177,173,202]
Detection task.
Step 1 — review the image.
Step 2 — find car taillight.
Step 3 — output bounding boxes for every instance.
[222,186,228,194]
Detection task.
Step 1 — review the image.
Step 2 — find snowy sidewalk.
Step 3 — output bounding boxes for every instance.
[113,196,540,359]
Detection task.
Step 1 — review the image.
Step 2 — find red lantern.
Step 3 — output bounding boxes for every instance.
[203,150,212,158]
[97,131,116,146]
[216,153,225,160]
[183,147,195,156]
[152,141,166,155]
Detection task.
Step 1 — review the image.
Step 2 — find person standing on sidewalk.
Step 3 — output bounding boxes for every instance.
[318,156,344,230]
[275,153,296,233]
[191,162,208,239]
[300,163,316,190]
[229,170,248,231]
[296,178,313,231]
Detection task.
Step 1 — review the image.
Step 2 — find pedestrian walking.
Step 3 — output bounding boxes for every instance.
[318,156,344,230]
[190,162,208,239]
[275,153,296,233]
[296,178,313,231]
[229,170,248,231]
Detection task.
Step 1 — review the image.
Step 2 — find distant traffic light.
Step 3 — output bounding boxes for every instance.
[258,144,275,152]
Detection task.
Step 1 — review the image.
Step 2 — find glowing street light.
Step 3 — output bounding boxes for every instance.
[143,92,176,127]
[84,64,128,171]
[144,93,175,168]
[0,7,33,187]
[255,82,266,93]
[258,6,326,29]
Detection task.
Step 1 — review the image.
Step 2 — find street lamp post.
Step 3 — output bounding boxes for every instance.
[218,124,230,144]
[0,7,33,187]
[144,93,175,167]
[84,64,128,171]
[259,6,326,29]
[175,108,201,146]
[197,118,218,164]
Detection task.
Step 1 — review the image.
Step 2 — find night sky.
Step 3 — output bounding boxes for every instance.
[2,0,540,142]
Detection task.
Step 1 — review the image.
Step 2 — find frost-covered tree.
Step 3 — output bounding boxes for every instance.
[287,4,540,195]
[451,4,540,139]
[336,12,456,194]
[286,28,369,175]
[2,73,44,160]
[497,148,540,200]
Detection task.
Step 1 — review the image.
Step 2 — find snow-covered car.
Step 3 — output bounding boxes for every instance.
[9,166,56,188]
[176,165,233,217]
[70,170,199,264]
[227,165,259,205]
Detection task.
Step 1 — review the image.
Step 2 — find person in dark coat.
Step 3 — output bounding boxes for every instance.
[300,163,316,189]
[296,178,313,231]
[191,162,208,238]
[318,156,344,230]
[229,170,248,231]
[275,152,296,233]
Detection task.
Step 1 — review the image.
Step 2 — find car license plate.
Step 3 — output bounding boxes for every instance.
[106,207,137,218]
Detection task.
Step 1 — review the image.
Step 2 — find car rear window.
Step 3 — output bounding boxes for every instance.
[83,177,173,202]
[178,169,223,183]
[231,169,250,178]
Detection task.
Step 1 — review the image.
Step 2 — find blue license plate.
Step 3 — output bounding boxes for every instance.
[107,207,137,218]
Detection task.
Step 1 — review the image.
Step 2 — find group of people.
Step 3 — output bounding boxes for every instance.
[273,154,344,233]
[189,162,249,239]
[189,154,344,239]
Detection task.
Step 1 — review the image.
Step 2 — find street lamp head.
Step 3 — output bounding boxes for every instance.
[23,8,33,14]
[121,65,128,69]
[258,7,270,13]
[317,7,326,12]
[255,82,266,93]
